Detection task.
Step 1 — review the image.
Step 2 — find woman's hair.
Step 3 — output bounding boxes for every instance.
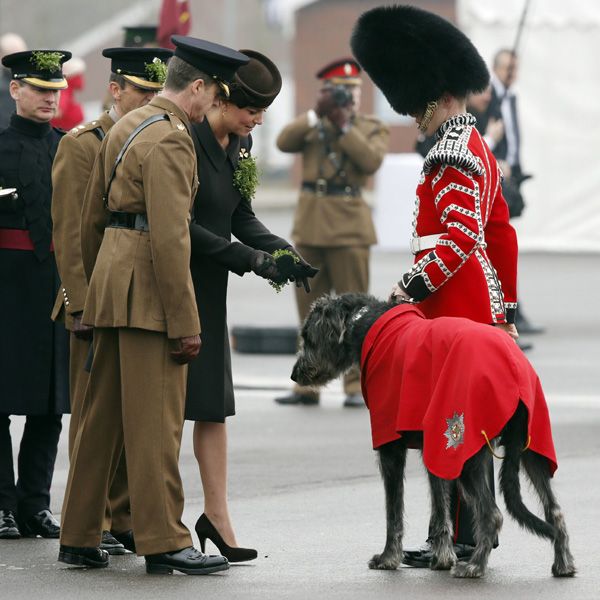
[164,56,213,92]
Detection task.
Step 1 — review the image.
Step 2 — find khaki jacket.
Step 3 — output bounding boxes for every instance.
[81,96,200,339]
[51,111,114,329]
[277,112,389,247]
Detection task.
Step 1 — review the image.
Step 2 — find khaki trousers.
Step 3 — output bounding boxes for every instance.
[61,327,192,555]
[68,334,130,533]
[294,245,370,397]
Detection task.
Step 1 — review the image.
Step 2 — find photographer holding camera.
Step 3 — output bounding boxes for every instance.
[275,58,389,408]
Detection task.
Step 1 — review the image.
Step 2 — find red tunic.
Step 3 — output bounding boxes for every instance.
[360,304,557,480]
[401,114,518,324]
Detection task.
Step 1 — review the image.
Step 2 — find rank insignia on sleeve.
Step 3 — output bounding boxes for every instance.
[444,412,465,449]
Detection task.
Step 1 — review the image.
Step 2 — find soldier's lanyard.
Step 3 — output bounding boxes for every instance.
[103,113,169,209]
[316,119,346,183]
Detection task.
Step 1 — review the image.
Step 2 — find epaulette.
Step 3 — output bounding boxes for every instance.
[423,122,483,176]
[68,120,105,138]
[164,111,188,133]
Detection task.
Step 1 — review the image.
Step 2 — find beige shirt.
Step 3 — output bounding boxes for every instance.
[277,112,389,247]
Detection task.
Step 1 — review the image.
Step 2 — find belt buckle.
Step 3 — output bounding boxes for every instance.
[134,213,149,232]
[315,178,327,196]
[409,237,420,255]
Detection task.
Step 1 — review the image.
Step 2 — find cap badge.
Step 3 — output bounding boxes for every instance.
[30,51,65,72]
[344,63,352,75]
[444,412,465,449]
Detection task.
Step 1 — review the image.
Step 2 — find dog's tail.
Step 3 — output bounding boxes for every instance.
[498,403,556,540]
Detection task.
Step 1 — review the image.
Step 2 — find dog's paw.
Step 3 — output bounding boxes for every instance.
[552,561,576,577]
[451,561,484,579]
[369,553,400,570]
[430,551,456,571]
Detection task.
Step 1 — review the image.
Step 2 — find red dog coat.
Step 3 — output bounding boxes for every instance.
[360,304,557,480]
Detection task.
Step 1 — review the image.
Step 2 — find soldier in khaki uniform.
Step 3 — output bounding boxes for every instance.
[59,36,250,575]
[51,46,172,555]
[275,58,389,407]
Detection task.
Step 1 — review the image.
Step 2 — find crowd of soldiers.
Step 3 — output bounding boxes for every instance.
[0,22,388,575]
[0,2,539,578]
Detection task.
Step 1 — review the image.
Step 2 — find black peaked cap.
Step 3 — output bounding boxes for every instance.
[171,36,249,83]
[2,50,72,90]
[102,47,173,76]
[351,5,489,115]
[123,25,158,48]
[229,49,282,109]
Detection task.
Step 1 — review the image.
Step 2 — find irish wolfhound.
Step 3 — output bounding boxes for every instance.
[291,292,575,578]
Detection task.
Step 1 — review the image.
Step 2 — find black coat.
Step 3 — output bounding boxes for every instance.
[186,118,289,422]
[0,71,14,131]
[0,114,69,415]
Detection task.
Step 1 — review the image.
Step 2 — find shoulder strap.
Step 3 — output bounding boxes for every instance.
[92,126,105,142]
[104,113,169,208]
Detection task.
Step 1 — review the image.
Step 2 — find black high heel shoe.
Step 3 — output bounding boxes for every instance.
[195,514,257,563]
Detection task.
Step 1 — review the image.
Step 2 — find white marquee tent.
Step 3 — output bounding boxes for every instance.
[458,0,600,252]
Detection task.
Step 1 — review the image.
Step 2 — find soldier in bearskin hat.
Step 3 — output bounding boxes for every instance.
[351,5,520,567]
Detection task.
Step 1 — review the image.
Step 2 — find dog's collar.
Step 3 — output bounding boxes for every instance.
[345,305,370,342]
[350,306,369,323]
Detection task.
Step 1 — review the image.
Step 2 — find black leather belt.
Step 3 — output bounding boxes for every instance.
[107,211,149,232]
[302,180,360,197]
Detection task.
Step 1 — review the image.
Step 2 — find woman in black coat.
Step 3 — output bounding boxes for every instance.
[187,50,306,561]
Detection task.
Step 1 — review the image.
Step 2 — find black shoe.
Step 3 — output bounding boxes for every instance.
[274,392,319,406]
[515,315,545,335]
[0,509,20,539]
[145,546,229,575]
[19,509,60,538]
[111,529,136,553]
[58,545,109,568]
[343,393,365,408]
[195,513,257,563]
[517,340,533,352]
[100,530,126,555]
[402,539,475,568]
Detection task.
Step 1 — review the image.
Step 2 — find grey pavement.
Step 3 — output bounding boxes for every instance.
[2,205,599,599]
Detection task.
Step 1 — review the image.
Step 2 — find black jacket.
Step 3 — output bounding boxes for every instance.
[185,118,289,422]
[0,114,69,415]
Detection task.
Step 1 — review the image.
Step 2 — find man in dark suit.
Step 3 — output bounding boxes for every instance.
[0,49,71,540]
[487,49,544,336]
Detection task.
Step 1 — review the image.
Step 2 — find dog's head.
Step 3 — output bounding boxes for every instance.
[291,294,358,387]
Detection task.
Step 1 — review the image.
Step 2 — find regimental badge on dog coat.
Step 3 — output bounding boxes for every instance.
[444,412,465,449]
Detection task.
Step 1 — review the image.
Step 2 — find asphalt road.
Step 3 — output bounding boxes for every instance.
[2,207,599,599]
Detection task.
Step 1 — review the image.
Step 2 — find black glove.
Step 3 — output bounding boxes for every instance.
[249,249,282,281]
[280,246,319,293]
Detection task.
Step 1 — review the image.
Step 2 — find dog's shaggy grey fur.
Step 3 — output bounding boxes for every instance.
[291,292,576,578]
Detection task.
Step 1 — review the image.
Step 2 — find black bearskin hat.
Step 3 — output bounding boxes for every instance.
[351,5,489,115]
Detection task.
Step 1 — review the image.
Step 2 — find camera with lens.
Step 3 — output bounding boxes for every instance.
[329,84,354,107]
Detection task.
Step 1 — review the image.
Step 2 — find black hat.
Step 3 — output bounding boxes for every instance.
[351,5,489,115]
[228,49,281,109]
[2,50,72,90]
[316,58,362,86]
[123,25,158,48]
[171,35,249,97]
[103,47,173,90]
